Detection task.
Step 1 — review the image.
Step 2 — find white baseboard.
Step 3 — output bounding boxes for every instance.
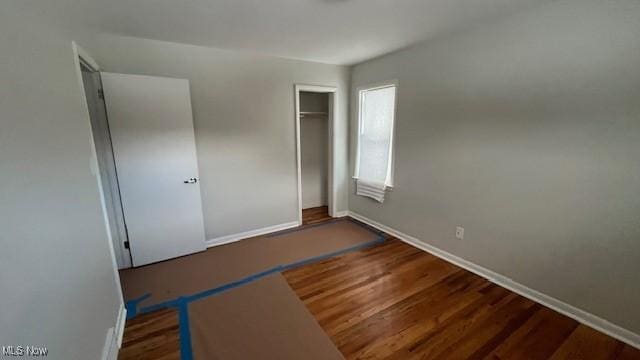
[206,221,300,248]
[333,210,349,218]
[348,211,640,349]
[115,303,127,348]
[101,303,127,360]
[101,327,116,360]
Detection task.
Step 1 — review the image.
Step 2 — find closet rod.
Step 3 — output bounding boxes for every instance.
[300,111,328,117]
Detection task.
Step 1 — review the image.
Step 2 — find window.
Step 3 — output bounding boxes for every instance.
[354,83,397,202]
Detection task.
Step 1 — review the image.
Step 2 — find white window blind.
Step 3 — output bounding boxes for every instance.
[355,84,396,203]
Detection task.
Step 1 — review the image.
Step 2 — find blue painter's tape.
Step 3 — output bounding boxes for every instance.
[139,298,180,315]
[281,235,386,271]
[127,219,386,319]
[125,293,151,320]
[125,219,387,359]
[177,298,193,360]
[348,218,387,237]
[186,266,283,303]
[184,234,386,305]
[135,297,194,360]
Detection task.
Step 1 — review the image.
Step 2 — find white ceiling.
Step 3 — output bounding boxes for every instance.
[69,0,541,65]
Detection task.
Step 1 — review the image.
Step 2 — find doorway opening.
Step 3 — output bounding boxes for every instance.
[77,47,132,269]
[294,85,338,225]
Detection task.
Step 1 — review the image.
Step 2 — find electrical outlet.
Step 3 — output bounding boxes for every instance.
[456,226,464,240]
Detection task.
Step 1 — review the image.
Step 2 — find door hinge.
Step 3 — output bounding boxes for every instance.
[97,88,105,99]
[124,240,130,249]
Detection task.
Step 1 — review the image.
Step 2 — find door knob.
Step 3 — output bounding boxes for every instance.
[184,177,198,184]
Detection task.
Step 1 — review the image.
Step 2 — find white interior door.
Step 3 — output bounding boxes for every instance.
[101,73,206,266]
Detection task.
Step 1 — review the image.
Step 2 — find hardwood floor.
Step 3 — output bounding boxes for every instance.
[118,308,180,360]
[283,239,640,360]
[302,205,332,225]
[118,219,640,359]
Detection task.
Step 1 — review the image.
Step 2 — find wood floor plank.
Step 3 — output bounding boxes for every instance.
[333,271,487,356]
[118,308,180,360]
[302,206,333,225]
[286,241,415,295]
[397,291,527,360]
[616,345,640,360]
[549,325,628,360]
[482,306,579,360]
[283,238,640,360]
[312,253,460,335]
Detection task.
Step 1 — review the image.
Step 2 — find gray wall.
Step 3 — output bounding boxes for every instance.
[300,92,329,113]
[350,0,640,334]
[87,35,350,239]
[0,3,122,359]
[300,93,329,208]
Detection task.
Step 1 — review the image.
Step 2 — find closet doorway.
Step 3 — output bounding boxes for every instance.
[294,85,338,225]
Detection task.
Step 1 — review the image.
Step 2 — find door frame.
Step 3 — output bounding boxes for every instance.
[72,40,126,306]
[294,84,338,224]
[72,42,132,270]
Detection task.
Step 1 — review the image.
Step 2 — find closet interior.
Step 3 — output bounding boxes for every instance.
[300,91,329,216]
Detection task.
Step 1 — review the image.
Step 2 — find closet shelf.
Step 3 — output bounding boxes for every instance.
[300,111,328,117]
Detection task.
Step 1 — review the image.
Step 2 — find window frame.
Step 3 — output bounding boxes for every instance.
[354,80,398,189]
